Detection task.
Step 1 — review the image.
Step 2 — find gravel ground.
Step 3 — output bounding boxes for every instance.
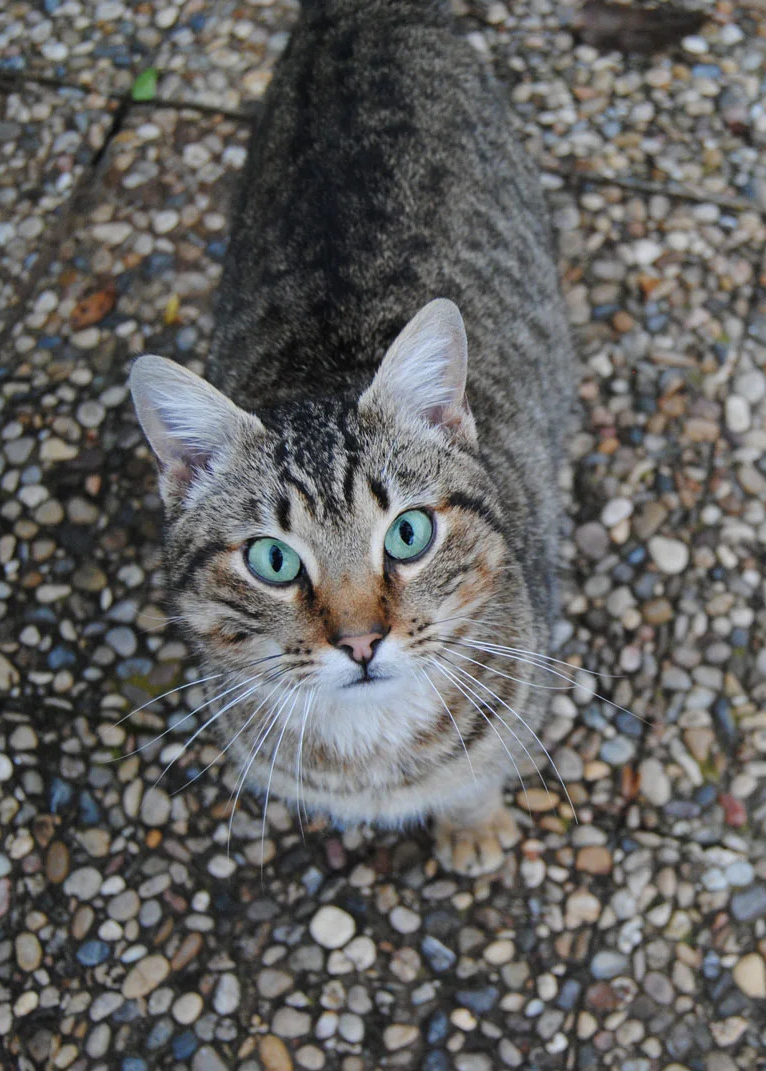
[2,1,766,1069]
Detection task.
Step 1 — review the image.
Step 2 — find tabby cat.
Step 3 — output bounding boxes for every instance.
[130,0,572,875]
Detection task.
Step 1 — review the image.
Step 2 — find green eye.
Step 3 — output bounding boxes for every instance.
[384,509,434,562]
[245,538,302,585]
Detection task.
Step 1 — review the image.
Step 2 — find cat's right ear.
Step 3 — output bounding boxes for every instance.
[129,355,262,494]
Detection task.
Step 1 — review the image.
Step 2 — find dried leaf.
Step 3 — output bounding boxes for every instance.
[70,282,117,330]
[575,1,706,54]
[164,293,181,325]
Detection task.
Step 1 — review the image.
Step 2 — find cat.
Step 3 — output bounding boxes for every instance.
[129,0,573,876]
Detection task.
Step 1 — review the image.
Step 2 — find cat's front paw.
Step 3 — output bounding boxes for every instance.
[434,805,519,876]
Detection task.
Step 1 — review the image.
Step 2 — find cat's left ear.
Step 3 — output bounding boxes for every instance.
[360,299,477,443]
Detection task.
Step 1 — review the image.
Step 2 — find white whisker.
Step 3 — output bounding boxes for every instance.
[416,665,477,785]
[169,670,292,794]
[443,656,578,821]
[427,656,532,812]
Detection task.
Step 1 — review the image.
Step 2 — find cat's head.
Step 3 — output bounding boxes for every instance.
[130,300,512,758]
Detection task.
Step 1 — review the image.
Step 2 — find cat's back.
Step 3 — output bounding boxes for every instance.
[209,0,570,429]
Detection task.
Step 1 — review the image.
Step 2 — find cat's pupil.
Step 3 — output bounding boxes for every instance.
[399,520,414,546]
[269,545,284,572]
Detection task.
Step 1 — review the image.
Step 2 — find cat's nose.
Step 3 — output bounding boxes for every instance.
[336,631,385,665]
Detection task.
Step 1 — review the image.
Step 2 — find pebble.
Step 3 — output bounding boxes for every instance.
[390,906,421,933]
[576,846,612,875]
[591,951,629,980]
[45,841,70,884]
[648,536,689,575]
[732,954,766,999]
[309,905,355,949]
[15,933,42,972]
[421,936,457,972]
[273,1008,311,1039]
[731,886,766,922]
[213,972,241,1015]
[172,992,204,1025]
[259,1035,294,1071]
[122,955,170,998]
[383,1024,418,1051]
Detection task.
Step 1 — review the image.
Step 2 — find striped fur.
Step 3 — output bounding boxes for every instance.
[130,0,572,861]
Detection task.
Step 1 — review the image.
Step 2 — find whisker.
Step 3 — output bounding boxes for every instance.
[426,651,533,809]
[149,666,290,793]
[168,669,292,795]
[259,688,300,871]
[295,686,316,839]
[454,640,649,725]
[416,665,477,785]
[226,683,297,852]
[433,641,571,692]
[443,656,578,821]
[114,669,275,764]
[113,670,227,728]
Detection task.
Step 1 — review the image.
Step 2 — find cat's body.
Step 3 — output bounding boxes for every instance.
[130,0,572,874]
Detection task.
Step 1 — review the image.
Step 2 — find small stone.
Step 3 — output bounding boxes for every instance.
[639,758,671,806]
[601,497,633,528]
[590,951,628,979]
[153,210,180,234]
[390,906,420,933]
[383,1024,418,1051]
[648,536,689,575]
[732,954,766,999]
[45,841,70,884]
[343,936,376,970]
[122,955,170,998]
[259,1034,293,1071]
[15,933,42,972]
[257,970,293,999]
[600,736,635,765]
[140,788,171,827]
[309,905,355,949]
[565,888,602,928]
[575,522,609,560]
[484,939,514,965]
[731,886,766,922]
[643,598,673,625]
[273,1008,311,1039]
[421,935,457,972]
[725,396,750,434]
[172,992,203,1025]
[576,846,612,875]
[632,239,662,265]
[213,973,240,1015]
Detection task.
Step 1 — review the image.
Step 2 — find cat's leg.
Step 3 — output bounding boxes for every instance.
[433,783,519,876]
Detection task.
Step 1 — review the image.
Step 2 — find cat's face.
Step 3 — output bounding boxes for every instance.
[131,301,511,764]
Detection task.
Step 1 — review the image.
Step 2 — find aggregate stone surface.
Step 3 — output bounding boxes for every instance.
[2,2,766,1070]
[0,83,114,335]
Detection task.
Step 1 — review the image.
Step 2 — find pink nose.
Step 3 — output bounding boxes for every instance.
[336,632,384,665]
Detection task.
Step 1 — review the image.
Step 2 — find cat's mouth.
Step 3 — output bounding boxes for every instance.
[344,673,391,689]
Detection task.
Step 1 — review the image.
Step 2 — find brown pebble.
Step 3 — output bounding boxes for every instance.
[685,417,719,442]
[171,932,203,972]
[612,310,635,333]
[45,841,70,884]
[258,1034,293,1071]
[576,845,613,875]
[642,597,673,625]
[71,905,95,940]
[146,829,162,849]
[518,788,560,812]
